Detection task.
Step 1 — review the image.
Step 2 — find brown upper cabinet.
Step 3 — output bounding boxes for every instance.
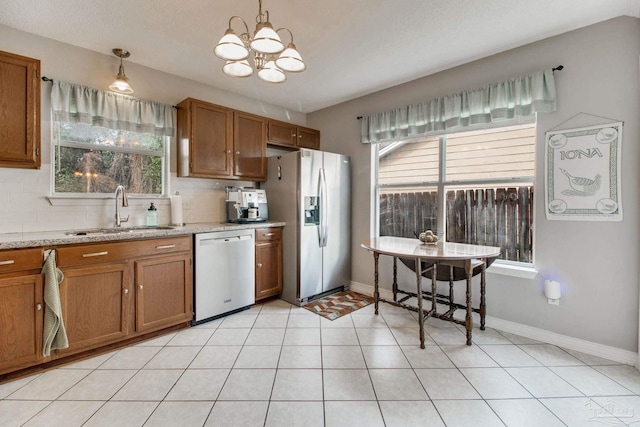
[177,98,233,179]
[267,119,320,150]
[0,50,41,169]
[177,98,267,181]
[233,111,267,180]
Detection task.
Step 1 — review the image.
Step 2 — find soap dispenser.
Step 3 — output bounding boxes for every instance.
[146,203,158,226]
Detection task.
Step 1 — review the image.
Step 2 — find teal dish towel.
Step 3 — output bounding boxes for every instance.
[42,250,69,356]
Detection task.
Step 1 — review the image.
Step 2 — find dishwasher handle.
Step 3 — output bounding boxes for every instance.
[198,235,253,245]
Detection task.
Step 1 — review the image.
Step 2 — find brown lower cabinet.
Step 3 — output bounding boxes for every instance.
[0,236,193,376]
[135,253,192,333]
[255,227,283,301]
[0,248,44,375]
[55,262,131,355]
[54,236,193,358]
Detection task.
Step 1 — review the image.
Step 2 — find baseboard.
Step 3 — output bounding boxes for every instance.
[350,280,638,366]
[485,316,637,365]
[350,281,395,301]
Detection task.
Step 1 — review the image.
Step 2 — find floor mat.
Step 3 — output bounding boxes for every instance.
[303,290,374,321]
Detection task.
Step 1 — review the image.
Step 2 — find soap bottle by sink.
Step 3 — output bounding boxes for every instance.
[146,203,158,226]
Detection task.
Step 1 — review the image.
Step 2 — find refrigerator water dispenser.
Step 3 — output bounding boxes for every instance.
[304,196,320,226]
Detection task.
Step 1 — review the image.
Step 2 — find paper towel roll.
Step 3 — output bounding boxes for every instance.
[170,193,184,226]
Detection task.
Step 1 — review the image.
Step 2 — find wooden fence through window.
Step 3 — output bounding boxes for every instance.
[379,186,533,263]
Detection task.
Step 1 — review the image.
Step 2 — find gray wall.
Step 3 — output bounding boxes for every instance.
[308,16,640,352]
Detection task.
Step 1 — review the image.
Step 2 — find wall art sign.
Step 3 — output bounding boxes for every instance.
[545,122,623,221]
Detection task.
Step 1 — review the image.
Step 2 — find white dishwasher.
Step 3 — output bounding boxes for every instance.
[194,229,255,324]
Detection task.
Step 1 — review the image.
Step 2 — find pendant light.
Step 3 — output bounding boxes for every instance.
[109,48,134,94]
[214,0,305,83]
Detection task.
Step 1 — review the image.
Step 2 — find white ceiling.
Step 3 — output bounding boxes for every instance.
[1,0,639,113]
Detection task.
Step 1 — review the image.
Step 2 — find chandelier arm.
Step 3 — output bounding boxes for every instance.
[228,15,251,40]
[275,27,294,44]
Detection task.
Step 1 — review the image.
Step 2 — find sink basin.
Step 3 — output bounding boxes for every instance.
[129,226,176,231]
[64,226,175,236]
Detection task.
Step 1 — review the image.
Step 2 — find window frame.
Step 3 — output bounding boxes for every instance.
[373,118,536,267]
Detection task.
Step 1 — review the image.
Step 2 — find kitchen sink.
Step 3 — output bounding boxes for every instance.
[64,226,175,236]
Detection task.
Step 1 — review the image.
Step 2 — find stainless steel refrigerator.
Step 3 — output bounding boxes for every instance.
[265,149,351,305]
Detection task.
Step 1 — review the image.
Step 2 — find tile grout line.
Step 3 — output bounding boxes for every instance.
[262,304,291,427]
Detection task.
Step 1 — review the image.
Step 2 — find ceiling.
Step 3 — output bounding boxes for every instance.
[1,0,638,113]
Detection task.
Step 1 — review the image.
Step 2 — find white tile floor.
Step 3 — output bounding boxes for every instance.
[2,298,640,426]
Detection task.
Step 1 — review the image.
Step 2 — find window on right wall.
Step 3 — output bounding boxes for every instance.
[375,122,536,265]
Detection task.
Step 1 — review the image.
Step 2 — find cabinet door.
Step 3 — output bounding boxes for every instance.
[135,253,192,333]
[255,239,283,301]
[267,120,296,147]
[188,100,233,178]
[0,274,43,373]
[0,50,40,169]
[56,263,131,355]
[296,126,320,150]
[234,111,267,180]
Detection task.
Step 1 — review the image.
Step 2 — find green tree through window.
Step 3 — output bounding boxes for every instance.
[53,122,165,195]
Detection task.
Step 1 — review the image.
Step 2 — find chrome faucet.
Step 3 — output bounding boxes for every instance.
[114,185,129,227]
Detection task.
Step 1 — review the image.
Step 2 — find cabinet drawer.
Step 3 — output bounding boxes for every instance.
[0,248,44,274]
[256,227,282,242]
[56,241,130,267]
[134,236,191,257]
[56,236,191,267]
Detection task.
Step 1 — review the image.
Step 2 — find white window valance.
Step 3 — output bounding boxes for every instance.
[361,69,557,144]
[51,81,175,137]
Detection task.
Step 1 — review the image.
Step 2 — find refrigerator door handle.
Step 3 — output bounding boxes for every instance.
[320,168,328,247]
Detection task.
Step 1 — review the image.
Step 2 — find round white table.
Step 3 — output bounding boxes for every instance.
[361,237,501,348]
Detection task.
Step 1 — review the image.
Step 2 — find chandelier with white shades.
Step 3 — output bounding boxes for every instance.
[213,0,306,83]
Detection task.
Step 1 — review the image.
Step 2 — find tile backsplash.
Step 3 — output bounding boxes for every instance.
[0,167,254,234]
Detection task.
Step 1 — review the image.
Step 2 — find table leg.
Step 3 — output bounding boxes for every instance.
[374,252,379,315]
[480,260,487,331]
[415,258,424,349]
[448,265,454,312]
[393,257,398,302]
[465,269,473,346]
[431,263,437,313]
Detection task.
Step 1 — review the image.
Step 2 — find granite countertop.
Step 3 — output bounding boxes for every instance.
[0,222,286,250]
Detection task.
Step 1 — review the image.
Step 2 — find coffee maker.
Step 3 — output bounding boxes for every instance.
[225,187,269,223]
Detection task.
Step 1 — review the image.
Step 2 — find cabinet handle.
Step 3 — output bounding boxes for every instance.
[36,303,42,311]
[0,260,15,266]
[227,149,231,154]
[82,251,108,258]
[138,284,144,290]
[263,233,275,237]
[235,151,240,155]
[299,134,303,138]
[123,288,129,295]
[257,263,262,268]
[155,244,176,250]
[292,133,297,137]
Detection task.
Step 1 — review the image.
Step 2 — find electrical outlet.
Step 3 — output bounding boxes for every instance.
[547,298,560,306]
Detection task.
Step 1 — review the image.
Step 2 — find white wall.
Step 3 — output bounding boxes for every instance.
[308,16,640,353]
[0,25,307,233]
